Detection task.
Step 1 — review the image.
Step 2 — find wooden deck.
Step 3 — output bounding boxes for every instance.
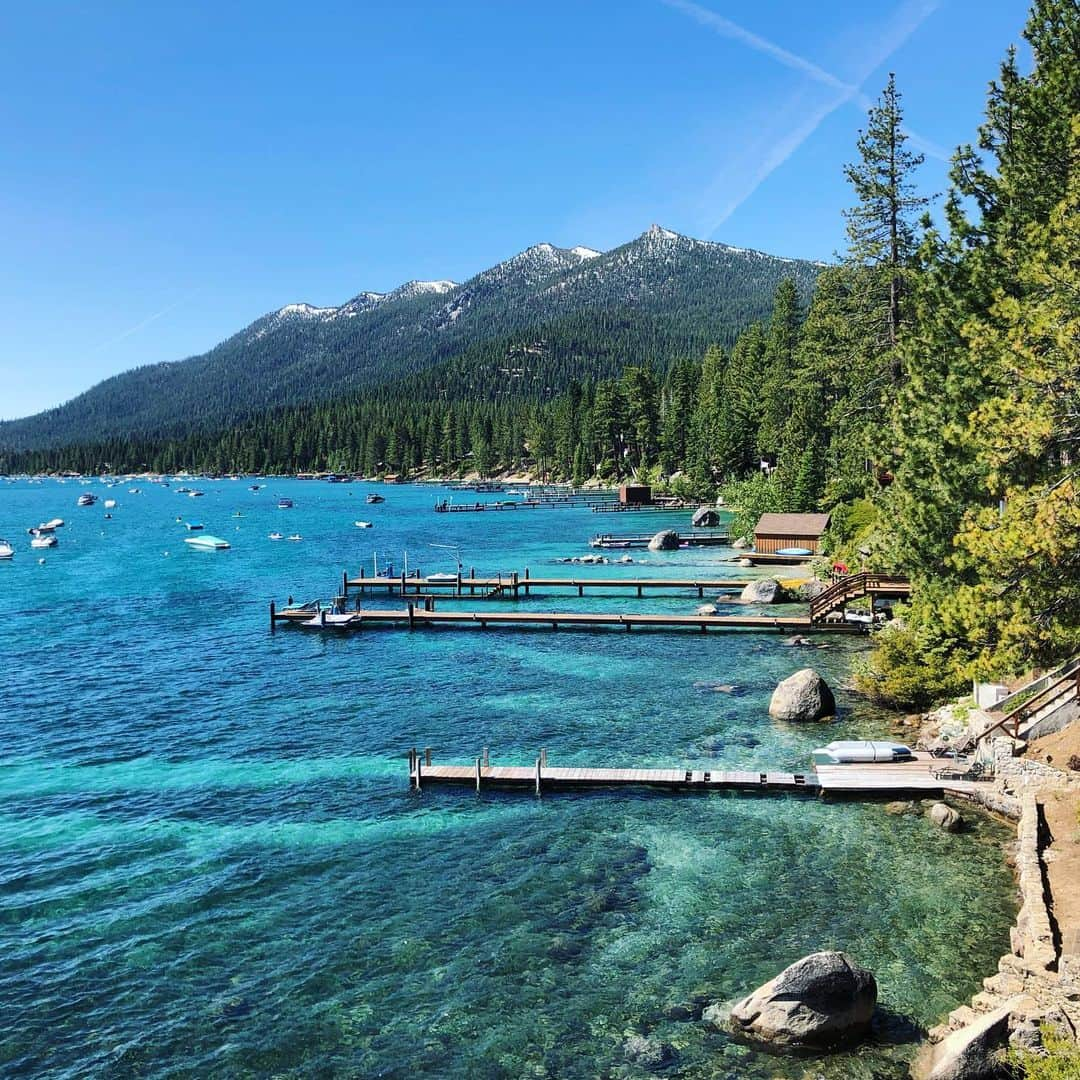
[407,750,988,799]
[343,572,753,598]
[273,605,838,633]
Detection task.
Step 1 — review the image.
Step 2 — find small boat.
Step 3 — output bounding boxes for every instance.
[0,539,13,560]
[365,494,384,504]
[354,521,373,528]
[183,534,230,550]
[31,535,57,549]
[268,532,284,540]
[775,546,813,556]
[128,488,141,494]
[300,611,361,629]
[427,571,459,582]
[104,499,117,509]
[811,741,914,765]
[185,522,204,531]
[249,484,263,491]
[41,518,64,530]
[286,534,303,542]
[77,494,97,507]
[188,490,204,498]
[277,498,294,509]
[176,486,192,493]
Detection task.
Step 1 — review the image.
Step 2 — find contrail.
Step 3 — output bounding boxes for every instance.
[666,0,946,234]
[660,0,855,94]
[86,288,201,357]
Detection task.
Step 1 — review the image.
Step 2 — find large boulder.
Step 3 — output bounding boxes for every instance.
[648,529,680,552]
[769,669,836,721]
[741,578,780,604]
[797,579,829,600]
[728,951,877,1048]
[910,1001,1013,1079]
[692,506,719,527]
[732,536,752,550]
[929,803,963,832]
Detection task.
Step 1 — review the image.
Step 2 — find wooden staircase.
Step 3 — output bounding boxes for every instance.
[808,573,912,624]
[978,654,1080,748]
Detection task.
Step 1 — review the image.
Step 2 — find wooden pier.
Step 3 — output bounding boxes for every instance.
[271,604,859,634]
[342,569,753,599]
[590,533,732,548]
[406,749,988,799]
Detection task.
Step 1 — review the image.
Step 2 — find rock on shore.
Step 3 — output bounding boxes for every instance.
[741,578,780,603]
[728,951,877,1048]
[769,668,836,721]
[929,802,963,832]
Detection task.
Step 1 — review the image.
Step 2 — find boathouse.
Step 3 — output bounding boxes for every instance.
[753,512,831,555]
[618,483,652,505]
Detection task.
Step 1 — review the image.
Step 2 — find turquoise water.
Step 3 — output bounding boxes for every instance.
[0,479,1014,1078]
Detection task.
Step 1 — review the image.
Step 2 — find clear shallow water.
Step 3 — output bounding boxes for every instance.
[0,479,1014,1078]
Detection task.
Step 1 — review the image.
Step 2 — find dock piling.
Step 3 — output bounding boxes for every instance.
[269,600,276,631]
[475,756,482,792]
[535,756,542,796]
[424,747,432,767]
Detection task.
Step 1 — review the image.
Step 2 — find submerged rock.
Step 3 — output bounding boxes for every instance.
[929,802,963,832]
[728,950,877,1048]
[622,1033,678,1069]
[768,669,836,721]
[741,578,780,604]
[885,800,917,816]
[648,530,680,551]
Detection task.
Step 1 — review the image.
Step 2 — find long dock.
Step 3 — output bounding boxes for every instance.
[270,605,857,634]
[407,749,988,799]
[590,533,731,548]
[342,570,753,598]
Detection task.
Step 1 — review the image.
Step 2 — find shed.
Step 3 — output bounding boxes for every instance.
[619,484,652,506]
[753,512,830,555]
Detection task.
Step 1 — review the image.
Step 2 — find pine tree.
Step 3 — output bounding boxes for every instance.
[842,73,927,352]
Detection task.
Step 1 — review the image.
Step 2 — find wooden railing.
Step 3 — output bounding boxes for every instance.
[809,573,911,622]
[976,664,1080,748]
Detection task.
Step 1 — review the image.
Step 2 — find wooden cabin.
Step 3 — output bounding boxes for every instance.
[619,484,652,505]
[753,512,830,555]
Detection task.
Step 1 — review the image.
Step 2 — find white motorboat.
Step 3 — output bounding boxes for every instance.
[77,494,97,507]
[31,534,57,549]
[104,499,117,509]
[811,741,914,765]
[183,534,230,550]
[354,521,373,528]
[0,539,13,560]
[188,490,205,498]
[427,572,459,582]
[268,532,284,540]
[286,534,303,542]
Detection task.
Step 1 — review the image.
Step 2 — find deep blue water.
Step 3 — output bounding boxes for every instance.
[0,478,1013,1078]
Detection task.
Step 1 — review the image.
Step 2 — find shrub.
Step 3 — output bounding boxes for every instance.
[1007,1026,1080,1078]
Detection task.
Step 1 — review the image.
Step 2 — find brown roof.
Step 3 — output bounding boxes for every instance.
[754,512,831,537]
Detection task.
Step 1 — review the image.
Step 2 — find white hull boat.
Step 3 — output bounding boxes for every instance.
[0,539,13,560]
[183,535,231,550]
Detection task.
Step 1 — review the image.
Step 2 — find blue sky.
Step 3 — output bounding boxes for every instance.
[1,0,1028,419]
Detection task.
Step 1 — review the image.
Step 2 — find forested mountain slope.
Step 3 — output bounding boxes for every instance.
[1,225,821,451]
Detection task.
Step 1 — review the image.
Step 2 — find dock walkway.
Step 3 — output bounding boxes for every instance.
[342,571,752,599]
[273,605,836,634]
[407,750,986,799]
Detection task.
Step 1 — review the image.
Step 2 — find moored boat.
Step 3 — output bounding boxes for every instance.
[77,494,97,507]
[183,534,231,550]
[31,534,57,549]
[0,539,13,560]
[277,498,294,509]
[354,521,373,528]
[268,532,284,540]
[185,523,204,530]
[365,494,384,504]
[811,741,914,765]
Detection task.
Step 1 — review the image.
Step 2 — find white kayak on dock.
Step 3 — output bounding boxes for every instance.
[811,741,914,765]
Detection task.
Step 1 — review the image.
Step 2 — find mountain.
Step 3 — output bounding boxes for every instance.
[0,226,823,452]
